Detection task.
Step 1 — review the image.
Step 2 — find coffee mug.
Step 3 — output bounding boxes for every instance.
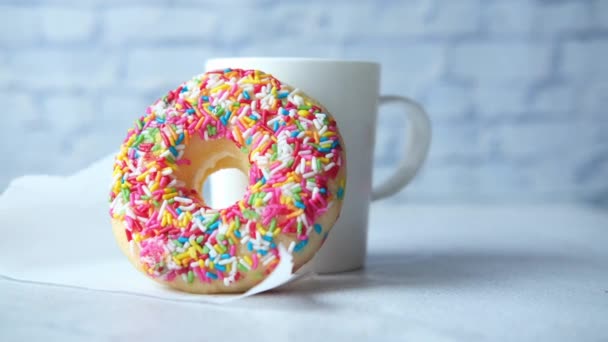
[204,58,431,273]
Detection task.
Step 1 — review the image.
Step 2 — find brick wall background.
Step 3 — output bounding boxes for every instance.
[1,0,607,206]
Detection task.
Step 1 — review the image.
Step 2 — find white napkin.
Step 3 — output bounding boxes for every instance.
[0,154,306,303]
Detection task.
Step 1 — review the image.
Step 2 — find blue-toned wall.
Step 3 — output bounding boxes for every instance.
[1,0,607,205]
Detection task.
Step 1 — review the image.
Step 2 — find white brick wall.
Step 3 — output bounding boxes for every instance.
[5,49,119,89]
[41,8,95,42]
[448,42,551,84]
[0,0,606,206]
[562,40,608,80]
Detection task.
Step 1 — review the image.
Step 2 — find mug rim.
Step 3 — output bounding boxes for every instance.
[206,57,380,67]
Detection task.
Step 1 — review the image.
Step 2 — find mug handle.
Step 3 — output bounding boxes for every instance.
[372,95,432,201]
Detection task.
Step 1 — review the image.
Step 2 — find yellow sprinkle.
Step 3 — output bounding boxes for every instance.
[192,241,203,254]
[188,247,197,258]
[209,261,215,270]
[242,116,254,126]
[251,181,263,192]
[286,209,304,219]
[210,83,230,93]
[243,256,253,266]
[228,231,237,243]
[162,194,176,200]
[136,171,150,182]
[195,117,205,130]
[213,244,223,254]
[298,110,309,116]
[234,129,244,146]
[198,260,205,268]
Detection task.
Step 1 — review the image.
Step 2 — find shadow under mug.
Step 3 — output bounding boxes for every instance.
[204,58,431,274]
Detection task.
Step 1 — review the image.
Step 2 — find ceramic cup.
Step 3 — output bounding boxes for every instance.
[204,58,431,273]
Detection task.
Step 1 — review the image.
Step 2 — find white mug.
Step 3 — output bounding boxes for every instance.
[204,58,431,273]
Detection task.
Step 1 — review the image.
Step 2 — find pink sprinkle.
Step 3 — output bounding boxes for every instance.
[159,176,170,188]
[252,254,259,269]
[125,216,135,231]
[230,245,236,256]
[193,266,207,282]
[176,158,191,166]
[166,205,178,218]
[166,271,177,281]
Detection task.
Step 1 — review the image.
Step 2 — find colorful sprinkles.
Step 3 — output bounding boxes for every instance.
[110,69,345,287]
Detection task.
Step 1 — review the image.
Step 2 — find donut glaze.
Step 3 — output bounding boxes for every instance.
[110,69,346,293]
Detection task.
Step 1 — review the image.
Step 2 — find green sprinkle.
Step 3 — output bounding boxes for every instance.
[202,246,210,254]
[269,218,277,231]
[297,220,303,235]
[121,188,129,202]
[238,263,248,272]
[298,105,311,110]
[287,159,294,167]
[316,158,322,171]
[217,234,225,242]
[133,134,144,146]
[196,236,204,244]
[235,219,241,228]
[243,210,259,220]
[295,121,304,131]
[187,270,194,283]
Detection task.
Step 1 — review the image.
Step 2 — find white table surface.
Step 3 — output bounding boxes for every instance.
[1,204,607,342]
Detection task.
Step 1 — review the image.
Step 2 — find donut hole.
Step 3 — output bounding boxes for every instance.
[174,137,250,209]
[203,168,248,209]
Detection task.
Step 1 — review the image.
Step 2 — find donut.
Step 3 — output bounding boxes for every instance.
[109,69,346,294]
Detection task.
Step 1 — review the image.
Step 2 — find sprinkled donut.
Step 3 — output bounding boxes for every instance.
[109,69,346,293]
